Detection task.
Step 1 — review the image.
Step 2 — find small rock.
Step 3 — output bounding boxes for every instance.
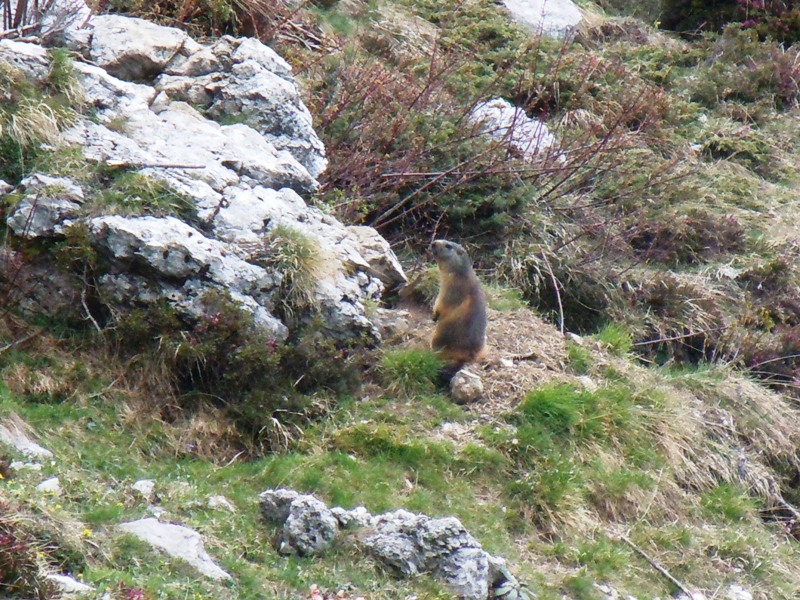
[470,98,562,162]
[146,504,166,518]
[0,179,12,195]
[449,369,484,404]
[435,547,490,600]
[330,506,372,529]
[131,479,156,502]
[577,375,598,392]
[282,496,338,556]
[9,461,43,471]
[259,488,300,522]
[725,586,753,600]
[207,495,236,512]
[45,573,94,596]
[118,518,231,580]
[344,225,407,287]
[37,477,61,495]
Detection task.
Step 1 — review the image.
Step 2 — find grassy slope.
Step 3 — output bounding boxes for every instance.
[3,1,800,599]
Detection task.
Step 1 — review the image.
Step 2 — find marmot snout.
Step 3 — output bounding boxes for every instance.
[431,239,487,377]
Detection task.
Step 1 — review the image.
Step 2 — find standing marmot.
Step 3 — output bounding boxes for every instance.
[431,239,487,381]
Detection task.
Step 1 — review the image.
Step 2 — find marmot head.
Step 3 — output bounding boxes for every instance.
[431,239,473,275]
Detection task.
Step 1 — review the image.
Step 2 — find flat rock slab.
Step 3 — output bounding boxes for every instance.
[0,418,53,459]
[118,518,231,581]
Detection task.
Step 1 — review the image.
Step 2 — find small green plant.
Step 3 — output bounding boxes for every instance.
[253,224,327,317]
[594,323,632,355]
[700,483,762,522]
[566,342,593,375]
[95,172,197,222]
[380,348,443,396]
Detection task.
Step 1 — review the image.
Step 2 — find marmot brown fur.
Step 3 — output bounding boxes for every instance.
[431,239,487,380]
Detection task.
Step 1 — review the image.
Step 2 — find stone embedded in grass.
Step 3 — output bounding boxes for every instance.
[330,506,371,529]
[45,573,94,596]
[118,517,231,581]
[36,477,61,495]
[0,179,12,195]
[259,488,301,522]
[281,496,338,556]
[130,479,156,503]
[0,419,53,459]
[258,489,521,600]
[450,369,484,404]
[470,98,563,163]
[207,495,236,512]
[501,0,583,39]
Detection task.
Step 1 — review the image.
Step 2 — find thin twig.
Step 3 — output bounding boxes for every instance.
[80,268,102,335]
[617,533,693,596]
[540,251,564,335]
[632,326,727,347]
[105,160,205,169]
[0,328,41,355]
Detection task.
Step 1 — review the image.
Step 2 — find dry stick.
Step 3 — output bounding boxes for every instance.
[104,160,205,169]
[632,326,727,347]
[617,533,693,597]
[540,251,564,335]
[0,328,41,355]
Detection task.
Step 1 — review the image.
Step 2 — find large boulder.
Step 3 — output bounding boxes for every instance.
[88,15,190,81]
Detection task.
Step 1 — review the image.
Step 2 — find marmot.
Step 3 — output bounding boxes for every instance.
[431,239,487,381]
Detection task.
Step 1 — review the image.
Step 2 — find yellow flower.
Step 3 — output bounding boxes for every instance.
[81,528,92,538]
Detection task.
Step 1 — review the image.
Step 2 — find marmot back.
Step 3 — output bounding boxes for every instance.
[430,239,487,374]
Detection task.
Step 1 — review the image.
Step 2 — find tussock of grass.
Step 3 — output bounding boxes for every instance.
[379,348,442,396]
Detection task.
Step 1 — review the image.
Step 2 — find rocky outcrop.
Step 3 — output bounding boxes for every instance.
[259,488,522,600]
[0,10,406,344]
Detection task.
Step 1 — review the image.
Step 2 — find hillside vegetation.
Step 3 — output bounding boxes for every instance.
[4,0,800,599]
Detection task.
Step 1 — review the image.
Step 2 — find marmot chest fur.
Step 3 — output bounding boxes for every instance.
[431,239,487,368]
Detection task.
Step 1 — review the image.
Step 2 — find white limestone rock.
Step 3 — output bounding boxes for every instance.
[131,479,156,503]
[38,0,93,50]
[89,15,189,81]
[6,174,84,239]
[0,418,53,459]
[0,40,51,80]
[37,477,62,495]
[207,495,236,512]
[45,573,94,596]
[502,0,583,39]
[118,518,231,581]
[87,214,288,340]
[470,97,562,162]
[156,35,326,178]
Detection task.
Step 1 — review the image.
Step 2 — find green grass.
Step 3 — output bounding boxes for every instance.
[379,348,443,396]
